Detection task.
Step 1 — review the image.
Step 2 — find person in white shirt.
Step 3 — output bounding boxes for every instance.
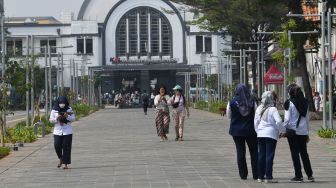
[168,85,190,141]
[254,91,284,183]
[49,96,76,169]
[154,85,170,142]
[283,84,314,182]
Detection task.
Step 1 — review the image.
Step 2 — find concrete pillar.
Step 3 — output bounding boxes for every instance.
[140,70,150,93]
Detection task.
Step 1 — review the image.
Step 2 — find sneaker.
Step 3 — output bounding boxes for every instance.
[307,176,315,182]
[257,179,263,183]
[264,179,278,183]
[290,177,303,182]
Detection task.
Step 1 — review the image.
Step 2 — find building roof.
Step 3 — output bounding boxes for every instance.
[5,16,62,25]
[301,1,319,21]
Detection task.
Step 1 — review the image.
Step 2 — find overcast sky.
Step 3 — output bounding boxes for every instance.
[4,0,84,19]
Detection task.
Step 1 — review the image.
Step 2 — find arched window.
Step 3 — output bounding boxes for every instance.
[116,7,172,58]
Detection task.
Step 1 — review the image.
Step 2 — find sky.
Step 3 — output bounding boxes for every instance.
[4,0,84,19]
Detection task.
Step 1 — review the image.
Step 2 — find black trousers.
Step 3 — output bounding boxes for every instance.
[232,136,258,179]
[54,134,73,165]
[287,135,313,178]
[143,104,148,113]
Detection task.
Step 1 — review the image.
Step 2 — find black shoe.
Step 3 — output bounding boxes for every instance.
[307,176,315,182]
[290,177,303,182]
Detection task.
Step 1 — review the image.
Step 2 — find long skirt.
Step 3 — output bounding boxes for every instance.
[155,111,170,136]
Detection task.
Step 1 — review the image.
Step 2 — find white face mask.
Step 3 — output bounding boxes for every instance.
[59,104,66,108]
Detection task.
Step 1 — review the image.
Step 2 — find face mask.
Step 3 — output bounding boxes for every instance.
[59,104,66,108]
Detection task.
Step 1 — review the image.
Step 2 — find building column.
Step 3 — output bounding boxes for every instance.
[140,70,150,93]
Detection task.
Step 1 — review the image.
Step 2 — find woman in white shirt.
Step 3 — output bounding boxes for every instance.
[284,84,314,182]
[254,91,284,183]
[169,85,190,141]
[49,96,76,169]
[154,85,170,142]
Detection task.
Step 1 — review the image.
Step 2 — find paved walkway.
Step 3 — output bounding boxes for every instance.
[0,108,336,188]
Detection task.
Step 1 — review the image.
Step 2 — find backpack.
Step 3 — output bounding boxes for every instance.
[142,94,149,104]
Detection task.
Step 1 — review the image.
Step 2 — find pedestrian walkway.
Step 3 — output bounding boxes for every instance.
[0,108,335,188]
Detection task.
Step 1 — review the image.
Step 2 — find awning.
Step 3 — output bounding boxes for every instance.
[264,64,284,85]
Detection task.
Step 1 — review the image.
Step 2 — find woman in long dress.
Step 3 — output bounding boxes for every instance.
[154,85,170,142]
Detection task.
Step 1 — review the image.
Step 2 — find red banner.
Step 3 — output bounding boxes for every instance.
[264,64,284,85]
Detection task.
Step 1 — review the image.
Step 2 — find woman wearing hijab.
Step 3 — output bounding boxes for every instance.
[284,85,314,182]
[49,96,76,169]
[169,85,190,141]
[154,85,170,142]
[226,84,258,180]
[254,91,284,183]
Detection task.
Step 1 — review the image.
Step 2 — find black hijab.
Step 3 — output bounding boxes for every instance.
[53,96,70,112]
[289,86,308,117]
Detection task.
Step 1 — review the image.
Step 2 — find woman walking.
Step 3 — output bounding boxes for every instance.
[254,91,284,183]
[49,96,76,169]
[226,84,258,180]
[154,85,170,142]
[284,85,314,182]
[169,85,190,141]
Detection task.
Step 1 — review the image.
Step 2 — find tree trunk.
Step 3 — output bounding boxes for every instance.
[296,41,316,112]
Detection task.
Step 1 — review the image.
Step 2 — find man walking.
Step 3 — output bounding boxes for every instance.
[142,90,149,115]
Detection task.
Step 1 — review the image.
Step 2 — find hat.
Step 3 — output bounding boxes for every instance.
[173,85,182,91]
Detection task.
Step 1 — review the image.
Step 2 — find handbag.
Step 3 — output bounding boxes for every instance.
[172,95,181,108]
[285,115,301,137]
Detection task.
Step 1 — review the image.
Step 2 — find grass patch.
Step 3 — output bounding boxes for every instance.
[317,127,336,138]
[0,147,10,159]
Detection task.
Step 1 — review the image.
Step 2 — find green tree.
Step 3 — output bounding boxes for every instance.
[173,0,334,111]
[173,0,288,88]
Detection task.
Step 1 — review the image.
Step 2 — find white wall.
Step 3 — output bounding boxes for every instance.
[104,0,184,63]
[7,25,101,88]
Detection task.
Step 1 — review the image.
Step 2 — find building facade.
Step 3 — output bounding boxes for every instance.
[4,0,231,97]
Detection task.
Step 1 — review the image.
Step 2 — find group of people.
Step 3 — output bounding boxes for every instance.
[153,85,190,142]
[227,83,314,183]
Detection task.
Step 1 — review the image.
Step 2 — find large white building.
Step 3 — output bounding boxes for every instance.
[4,0,231,95]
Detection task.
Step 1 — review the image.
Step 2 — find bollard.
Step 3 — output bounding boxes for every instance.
[33,122,46,138]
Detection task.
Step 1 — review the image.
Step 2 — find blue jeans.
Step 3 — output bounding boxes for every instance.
[258,137,277,180]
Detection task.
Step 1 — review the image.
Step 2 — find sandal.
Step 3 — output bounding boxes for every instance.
[63,165,69,169]
[57,160,63,168]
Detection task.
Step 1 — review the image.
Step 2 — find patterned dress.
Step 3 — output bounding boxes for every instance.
[154,95,170,136]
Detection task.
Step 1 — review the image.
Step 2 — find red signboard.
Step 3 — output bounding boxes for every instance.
[264,64,284,85]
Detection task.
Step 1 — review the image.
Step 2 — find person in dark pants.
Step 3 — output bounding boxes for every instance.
[49,96,76,169]
[142,90,149,115]
[226,83,258,180]
[284,85,314,182]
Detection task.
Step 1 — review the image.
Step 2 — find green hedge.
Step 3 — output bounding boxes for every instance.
[195,101,208,110]
[317,128,336,138]
[209,101,228,114]
[0,147,10,159]
[73,103,91,118]
[5,122,37,143]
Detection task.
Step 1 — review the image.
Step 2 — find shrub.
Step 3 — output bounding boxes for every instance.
[0,147,10,159]
[317,127,336,138]
[209,101,228,114]
[5,122,37,143]
[72,103,91,117]
[195,101,208,110]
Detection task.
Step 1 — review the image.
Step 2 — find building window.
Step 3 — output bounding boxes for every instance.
[196,36,203,53]
[196,36,212,53]
[116,6,172,57]
[204,37,212,53]
[40,39,56,54]
[77,38,93,55]
[6,40,23,56]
